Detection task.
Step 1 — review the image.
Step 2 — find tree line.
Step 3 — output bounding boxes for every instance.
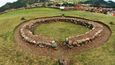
[80,0,115,8]
[0,0,49,12]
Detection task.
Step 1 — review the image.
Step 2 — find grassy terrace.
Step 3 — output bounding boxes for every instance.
[34,22,89,41]
[0,8,115,65]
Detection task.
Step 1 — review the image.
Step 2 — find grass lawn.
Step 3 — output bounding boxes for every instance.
[34,22,89,41]
[0,8,115,65]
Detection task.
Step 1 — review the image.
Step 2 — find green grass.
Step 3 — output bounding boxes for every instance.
[34,22,89,41]
[0,8,115,65]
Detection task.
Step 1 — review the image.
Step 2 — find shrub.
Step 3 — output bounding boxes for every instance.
[109,22,114,25]
[21,17,26,20]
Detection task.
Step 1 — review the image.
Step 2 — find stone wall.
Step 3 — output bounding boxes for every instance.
[19,16,104,49]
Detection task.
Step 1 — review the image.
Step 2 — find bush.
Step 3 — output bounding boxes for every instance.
[109,22,114,25]
[61,14,65,16]
[21,17,26,20]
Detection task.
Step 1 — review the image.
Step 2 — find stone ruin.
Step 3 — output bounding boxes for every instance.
[19,16,104,49]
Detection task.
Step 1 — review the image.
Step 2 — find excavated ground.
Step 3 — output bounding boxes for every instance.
[13,16,111,59]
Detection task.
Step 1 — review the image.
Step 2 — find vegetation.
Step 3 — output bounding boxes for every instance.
[0,1,27,12]
[1,0,115,13]
[0,8,115,65]
[55,0,88,3]
[0,0,49,12]
[34,22,89,41]
[109,22,114,25]
[80,0,115,7]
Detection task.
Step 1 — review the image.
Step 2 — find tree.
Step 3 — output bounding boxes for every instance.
[80,0,115,8]
[0,2,12,12]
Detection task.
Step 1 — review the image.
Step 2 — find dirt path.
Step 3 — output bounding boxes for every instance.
[13,16,111,59]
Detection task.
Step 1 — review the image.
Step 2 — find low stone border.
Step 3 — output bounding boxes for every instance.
[19,16,104,49]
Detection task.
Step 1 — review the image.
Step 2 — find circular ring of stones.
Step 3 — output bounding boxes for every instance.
[19,16,106,49]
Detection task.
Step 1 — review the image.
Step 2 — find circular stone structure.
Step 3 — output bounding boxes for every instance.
[14,16,111,58]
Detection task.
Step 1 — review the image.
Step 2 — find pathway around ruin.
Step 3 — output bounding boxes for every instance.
[13,16,111,59]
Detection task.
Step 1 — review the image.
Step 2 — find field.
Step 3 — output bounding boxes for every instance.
[0,8,115,65]
[34,22,89,41]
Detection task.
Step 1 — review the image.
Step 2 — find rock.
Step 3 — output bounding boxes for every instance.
[51,42,57,48]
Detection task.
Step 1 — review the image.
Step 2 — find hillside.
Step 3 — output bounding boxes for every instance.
[80,0,115,7]
[53,0,88,3]
[1,0,115,13]
[0,8,115,65]
[0,0,97,13]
